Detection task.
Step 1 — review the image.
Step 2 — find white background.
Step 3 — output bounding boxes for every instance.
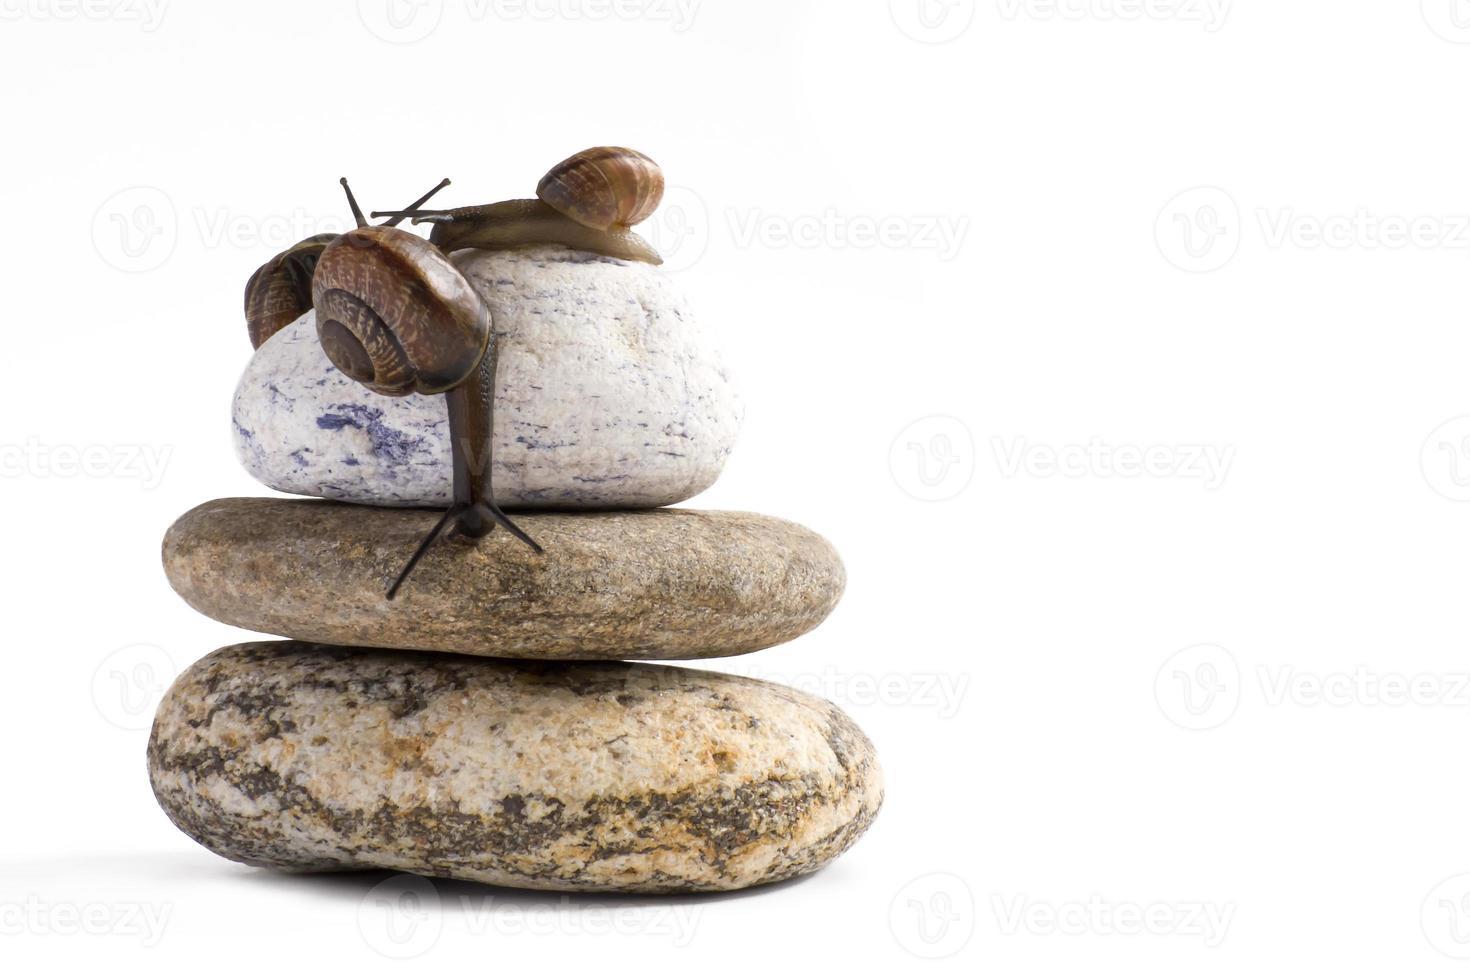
[5,0,1470,975]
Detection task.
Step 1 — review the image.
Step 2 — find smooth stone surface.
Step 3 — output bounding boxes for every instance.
[148,642,883,893]
[232,245,742,509]
[163,498,845,661]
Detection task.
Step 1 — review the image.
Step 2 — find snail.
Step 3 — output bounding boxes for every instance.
[370,146,665,265]
[311,179,543,600]
[243,178,452,348]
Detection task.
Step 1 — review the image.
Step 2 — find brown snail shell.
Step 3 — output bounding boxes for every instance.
[310,226,490,397]
[536,146,664,232]
[243,233,337,349]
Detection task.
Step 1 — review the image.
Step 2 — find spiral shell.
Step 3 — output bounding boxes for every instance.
[310,226,490,398]
[244,233,337,348]
[536,146,664,232]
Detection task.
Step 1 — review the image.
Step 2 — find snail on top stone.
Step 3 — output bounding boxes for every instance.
[241,147,667,599]
[372,146,664,263]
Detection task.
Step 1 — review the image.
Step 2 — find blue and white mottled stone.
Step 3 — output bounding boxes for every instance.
[232,246,742,509]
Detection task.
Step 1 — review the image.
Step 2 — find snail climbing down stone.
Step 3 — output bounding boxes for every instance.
[310,179,543,600]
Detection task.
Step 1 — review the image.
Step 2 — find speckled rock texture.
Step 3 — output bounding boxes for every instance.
[148,642,882,893]
[162,498,845,661]
[232,246,742,509]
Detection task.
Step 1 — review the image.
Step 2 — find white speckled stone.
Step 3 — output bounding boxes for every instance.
[232,246,742,508]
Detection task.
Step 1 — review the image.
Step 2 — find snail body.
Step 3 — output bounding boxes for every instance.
[310,214,542,598]
[371,147,666,265]
[407,199,662,264]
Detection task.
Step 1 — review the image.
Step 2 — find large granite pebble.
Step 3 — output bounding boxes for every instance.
[232,245,742,509]
[163,498,844,661]
[148,642,882,893]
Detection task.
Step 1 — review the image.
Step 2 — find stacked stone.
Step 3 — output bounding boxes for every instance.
[148,246,882,893]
